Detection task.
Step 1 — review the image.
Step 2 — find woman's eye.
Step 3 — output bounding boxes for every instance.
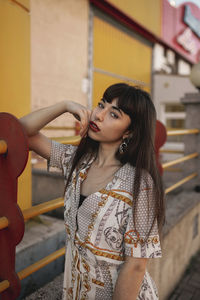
[98,102,104,109]
[110,112,119,119]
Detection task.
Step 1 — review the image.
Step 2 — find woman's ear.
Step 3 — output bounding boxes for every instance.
[122,131,133,140]
[122,133,129,140]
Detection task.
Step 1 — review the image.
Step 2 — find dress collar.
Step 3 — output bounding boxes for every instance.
[79,154,134,182]
[78,154,95,180]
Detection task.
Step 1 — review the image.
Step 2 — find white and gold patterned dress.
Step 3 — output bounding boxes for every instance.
[48,141,162,300]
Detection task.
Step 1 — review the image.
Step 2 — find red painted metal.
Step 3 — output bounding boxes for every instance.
[0,113,28,299]
[90,0,198,64]
[155,120,167,175]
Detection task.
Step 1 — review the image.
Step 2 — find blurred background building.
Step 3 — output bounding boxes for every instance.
[31,0,200,132]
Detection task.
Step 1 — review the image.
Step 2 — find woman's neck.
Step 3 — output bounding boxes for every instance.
[94,142,121,168]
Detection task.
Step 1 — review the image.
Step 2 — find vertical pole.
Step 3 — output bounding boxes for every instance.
[181,92,200,189]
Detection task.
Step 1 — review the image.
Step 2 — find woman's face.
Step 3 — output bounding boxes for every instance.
[88,98,131,144]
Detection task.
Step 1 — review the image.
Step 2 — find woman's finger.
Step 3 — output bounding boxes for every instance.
[80,121,88,136]
[81,109,90,127]
[87,109,91,122]
[80,126,88,137]
[72,113,81,122]
[80,116,89,136]
[72,107,90,136]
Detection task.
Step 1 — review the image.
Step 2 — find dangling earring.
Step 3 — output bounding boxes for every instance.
[119,138,128,154]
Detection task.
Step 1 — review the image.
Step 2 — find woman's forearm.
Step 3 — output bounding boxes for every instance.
[20,101,69,136]
[113,258,146,300]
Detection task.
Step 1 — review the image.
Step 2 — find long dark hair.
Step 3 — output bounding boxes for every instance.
[65,83,165,236]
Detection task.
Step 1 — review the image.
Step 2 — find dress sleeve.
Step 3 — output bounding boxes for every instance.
[47,140,77,176]
[124,173,162,258]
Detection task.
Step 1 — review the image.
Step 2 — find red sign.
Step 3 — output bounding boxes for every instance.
[177,27,198,55]
[162,0,200,63]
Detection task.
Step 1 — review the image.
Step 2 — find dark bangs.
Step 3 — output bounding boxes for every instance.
[103,83,156,132]
[102,83,134,118]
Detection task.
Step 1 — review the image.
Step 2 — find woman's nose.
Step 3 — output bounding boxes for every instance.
[95,109,105,121]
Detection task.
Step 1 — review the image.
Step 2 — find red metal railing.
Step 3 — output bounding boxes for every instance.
[0,113,29,300]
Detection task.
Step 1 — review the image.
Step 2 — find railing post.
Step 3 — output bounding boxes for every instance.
[0,113,28,299]
[181,92,200,189]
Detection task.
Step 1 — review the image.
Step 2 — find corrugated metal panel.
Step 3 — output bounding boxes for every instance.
[92,16,152,107]
[107,0,161,36]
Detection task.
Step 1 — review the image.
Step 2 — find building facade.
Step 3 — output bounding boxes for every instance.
[31,0,200,134]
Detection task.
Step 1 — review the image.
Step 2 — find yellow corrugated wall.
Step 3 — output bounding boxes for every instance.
[92,16,152,107]
[0,0,31,210]
[107,0,161,37]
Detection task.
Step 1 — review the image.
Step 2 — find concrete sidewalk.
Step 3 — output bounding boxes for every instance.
[25,273,63,300]
[168,250,200,300]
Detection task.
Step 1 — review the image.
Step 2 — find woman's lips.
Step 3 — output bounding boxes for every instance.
[89,121,100,132]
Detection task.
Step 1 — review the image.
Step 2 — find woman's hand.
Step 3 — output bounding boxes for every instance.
[65,101,91,137]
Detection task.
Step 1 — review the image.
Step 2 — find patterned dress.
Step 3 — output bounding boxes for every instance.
[48,141,162,300]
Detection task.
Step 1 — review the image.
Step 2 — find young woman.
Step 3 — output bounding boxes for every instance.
[20,83,165,300]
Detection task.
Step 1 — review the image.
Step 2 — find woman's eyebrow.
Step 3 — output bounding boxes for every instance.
[111,106,123,116]
[101,98,122,115]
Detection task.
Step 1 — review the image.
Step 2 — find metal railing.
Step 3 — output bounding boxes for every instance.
[44,126,76,130]
[162,152,199,169]
[165,173,198,194]
[160,149,184,154]
[167,128,199,136]
[0,247,65,293]
[0,126,200,296]
[0,140,7,154]
[163,128,200,194]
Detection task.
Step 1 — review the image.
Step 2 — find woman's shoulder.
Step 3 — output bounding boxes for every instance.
[115,163,135,194]
[49,141,78,172]
[140,169,154,189]
[119,163,153,189]
[118,162,135,178]
[115,164,154,201]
